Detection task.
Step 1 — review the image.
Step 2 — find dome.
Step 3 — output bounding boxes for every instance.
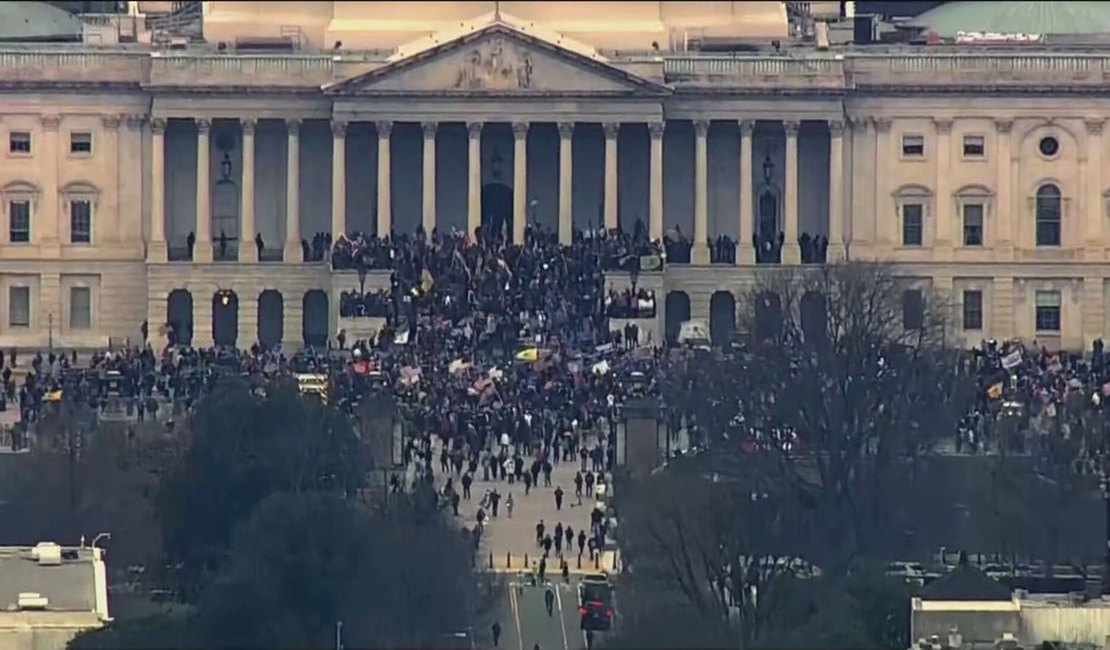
[0,1,83,42]
[906,1,1110,37]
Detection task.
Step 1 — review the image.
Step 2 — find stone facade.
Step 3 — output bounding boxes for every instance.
[1,7,1109,350]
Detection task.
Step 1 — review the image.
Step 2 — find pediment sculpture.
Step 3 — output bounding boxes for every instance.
[455,37,534,91]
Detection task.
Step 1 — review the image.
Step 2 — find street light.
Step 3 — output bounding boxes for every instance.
[92,532,111,549]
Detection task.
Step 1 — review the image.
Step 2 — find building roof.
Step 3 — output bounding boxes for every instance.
[0,1,83,42]
[907,1,1110,37]
[0,546,99,612]
[920,563,1013,601]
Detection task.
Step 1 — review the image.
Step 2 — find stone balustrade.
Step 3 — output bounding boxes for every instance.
[0,49,147,85]
[148,53,348,88]
[664,55,847,90]
[848,53,1110,88]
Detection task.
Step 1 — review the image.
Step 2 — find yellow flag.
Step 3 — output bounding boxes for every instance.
[515,348,539,362]
[986,382,1003,400]
[421,269,435,293]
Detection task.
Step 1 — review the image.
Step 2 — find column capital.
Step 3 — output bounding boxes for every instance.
[150,117,167,134]
[512,122,529,139]
[557,122,575,139]
[422,121,438,138]
[933,118,953,134]
[285,118,301,136]
[871,117,892,133]
[241,117,257,135]
[648,122,665,139]
[125,114,146,130]
[693,119,710,137]
[1087,118,1105,136]
[40,115,61,131]
[331,120,347,138]
[467,121,483,138]
[376,121,393,138]
[101,114,122,130]
[603,122,620,139]
[738,119,754,137]
[995,118,1014,134]
[783,120,800,137]
[828,119,845,137]
[196,118,212,134]
[846,115,868,129]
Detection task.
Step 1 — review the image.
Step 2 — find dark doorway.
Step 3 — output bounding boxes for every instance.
[800,291,828,345]
[481,182,512,239]
[754,291,783,341]
[664,291,691,344]
[166,289,193,347]
[303,290,329,349]
[213,290,239,348]
[709,291,736,346]
[258,290,284,349]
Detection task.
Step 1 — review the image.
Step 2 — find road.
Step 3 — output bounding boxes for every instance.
[491,576,607,650]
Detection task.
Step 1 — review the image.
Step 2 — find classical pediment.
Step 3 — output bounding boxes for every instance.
[325,23,669,97]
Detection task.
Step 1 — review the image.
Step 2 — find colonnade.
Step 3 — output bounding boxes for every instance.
[146,116,848,265]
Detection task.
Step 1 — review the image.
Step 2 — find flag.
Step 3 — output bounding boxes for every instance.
[448,358,471,375]
[516,347,539,362]
[44,389,63,403]
[986,382,1003,399]
[421,269,435,293]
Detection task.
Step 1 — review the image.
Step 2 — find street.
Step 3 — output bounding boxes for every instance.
[492,575,602,650]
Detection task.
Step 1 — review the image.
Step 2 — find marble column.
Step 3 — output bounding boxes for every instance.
[422,122,437,234]
[933,118,953,252]
[238,294,258,349]
[603,122,619,231]
[558,122,574,245]
[692,120,710,264]
[239,118,257,262]
[827,119,846,262]
[331,120,347,241]
[194,118,213,263]
[648,122,664,242]
[284,119,302,263]
[376,121,392,237]
[994,119,1014,257]
[512,122,528,244]
[149,118,167,261]
[467,122,482,238]
[782,120,800,265]
[737,119,755,264]
[1086,119,1104,258]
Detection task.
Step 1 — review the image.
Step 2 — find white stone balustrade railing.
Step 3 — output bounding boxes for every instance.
[0,50,147,84]
[848,53,1110,86]
[664,55,846,88]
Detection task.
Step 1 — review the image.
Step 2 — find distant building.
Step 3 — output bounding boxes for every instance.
[0,543,110,650]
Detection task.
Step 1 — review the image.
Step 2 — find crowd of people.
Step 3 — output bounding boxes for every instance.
[605,288,657,319]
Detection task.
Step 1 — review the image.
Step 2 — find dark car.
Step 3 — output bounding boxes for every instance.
[579,580,614,631]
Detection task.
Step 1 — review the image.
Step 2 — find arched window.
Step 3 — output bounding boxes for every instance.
[1035,184,1062,247]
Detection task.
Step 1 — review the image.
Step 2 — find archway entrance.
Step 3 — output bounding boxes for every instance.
[258,290,284,349]
[481,183,512,239]
[166,289,193,347]
[303,290,329,349]
[709,291,736,345]
[754,291,783,342]
[213,290,239,348]
[800,291,828,345]
[664,291,691,344]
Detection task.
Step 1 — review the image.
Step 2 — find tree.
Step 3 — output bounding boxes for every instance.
[156,378,365,595]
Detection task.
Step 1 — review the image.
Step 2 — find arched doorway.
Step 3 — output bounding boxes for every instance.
[753,291,783,341]
[481,183,512,239]
[213,290,239,348]
[258,290,284,349]
[664,291,691,344]
[709,291,736,345]
[166,289,193,347]
[800,291,828,345]
[302,290,329,349]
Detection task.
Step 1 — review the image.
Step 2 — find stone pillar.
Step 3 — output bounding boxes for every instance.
[558,122,574,245]
[239,118,257,262]
[692,119,710,264]
[1086,119,1105,259]
[149,118,168,261]
[39,116,60,253]
[782,120,800,265]
[283,295,304,350]
[422,122,437,234]
[238,293,258,349]
[1083,277,1105,348]
[376,121,392,237]
[122,115,145,253]
[331,120,347,241]
[467,122,482,238]
[992,276,1016,341]
[872,118,892,248]
[648,122,664,243]
[603,122,619,231]
[828,119,846,262]
[193,294,214,349]
[284,119,303,263]
[737,119,755,264]
[101,115,122,244]
[194,118,213,263]
[995,119,1014,257]
[933,118,953,252]
[512,122,528,245]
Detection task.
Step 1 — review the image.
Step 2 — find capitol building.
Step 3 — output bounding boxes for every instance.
[2,0,1108,350]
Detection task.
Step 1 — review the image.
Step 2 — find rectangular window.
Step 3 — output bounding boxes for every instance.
[8,132,30,154]
[901,134,925,157]
[69,286,91,330]
[962,203,984,246]
[1035,290,1061,332]
[962,135,985,158]
[902,203,923,246]
[962,290,983,331]
[9,200,30,243]
[69,132,92,154]
[70,200,91,243]
[902,289,924,330]
[8,286,29,328]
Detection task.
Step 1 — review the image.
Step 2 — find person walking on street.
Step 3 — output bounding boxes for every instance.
[451,491,460,517]
[554,486,564,511]
[506,492,514,518]
[545,587,555,616]
[536,520,545,546]
[491,622,502,647]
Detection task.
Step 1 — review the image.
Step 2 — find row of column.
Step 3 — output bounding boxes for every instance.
[147,117,847,266]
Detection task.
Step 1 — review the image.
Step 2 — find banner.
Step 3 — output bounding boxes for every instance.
[1001,350,1022,370]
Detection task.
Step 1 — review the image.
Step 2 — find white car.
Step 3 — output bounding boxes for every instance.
[886,561,927,584]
